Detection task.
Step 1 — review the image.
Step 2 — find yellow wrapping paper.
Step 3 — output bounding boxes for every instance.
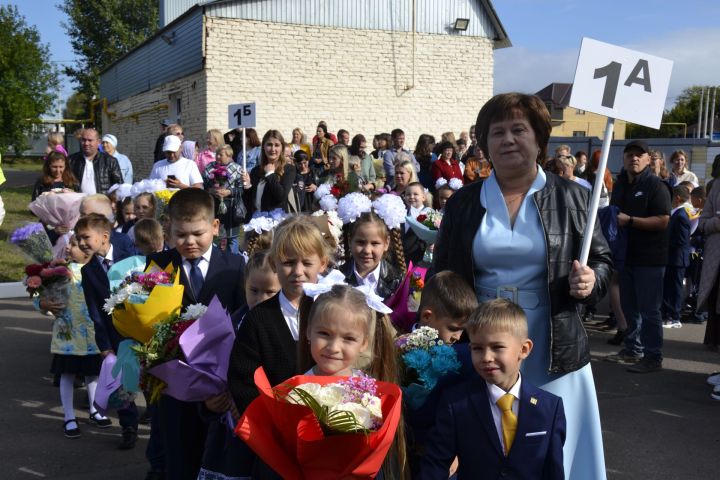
[112,262,184,343]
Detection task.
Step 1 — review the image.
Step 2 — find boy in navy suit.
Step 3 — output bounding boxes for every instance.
[662,185,693,329]
[145,188,246,480]
[419,298,565,480]
[76,213,138,449]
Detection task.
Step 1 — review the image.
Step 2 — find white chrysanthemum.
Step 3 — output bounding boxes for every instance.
[372,194,407,230]
[337,193,372,224]
[435,177,448,189]
[331,402,373,429]
[319,194,338,212]
[181,303,208,321]
[314,182,332,200]
[448,178,463,191]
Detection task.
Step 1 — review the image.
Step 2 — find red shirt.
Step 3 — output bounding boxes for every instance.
[431,158,463,183]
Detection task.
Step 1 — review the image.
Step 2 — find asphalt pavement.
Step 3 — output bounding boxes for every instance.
[0,296,718,479]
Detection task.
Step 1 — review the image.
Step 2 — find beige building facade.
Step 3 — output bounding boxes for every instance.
[100,1,508,178]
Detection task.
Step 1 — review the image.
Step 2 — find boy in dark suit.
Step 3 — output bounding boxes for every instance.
[76,213,137,449]
[145,188,245,480]
[662,185,693,329]
[419,299,566,480]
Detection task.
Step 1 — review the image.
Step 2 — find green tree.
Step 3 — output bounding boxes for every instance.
[59,0,159,97]
[627,86,710,139]
[0,5,58,154]
[63,91,90,120]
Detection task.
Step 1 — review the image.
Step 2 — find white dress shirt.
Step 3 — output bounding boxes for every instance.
[181,246,212,283]
[81,158,97,194]
[96,244,114,271]
[354,262,382,295]
[487,374,522,454]
[279,290,299,341]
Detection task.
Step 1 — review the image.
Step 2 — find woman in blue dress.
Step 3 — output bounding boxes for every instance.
[434,93,612,479]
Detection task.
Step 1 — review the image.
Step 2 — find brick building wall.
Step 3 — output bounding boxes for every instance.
[204,17,494,147]
[103,70,207,180]
[105,17,495,178]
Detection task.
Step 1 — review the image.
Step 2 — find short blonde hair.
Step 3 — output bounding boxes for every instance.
[557,154,577,169]
[270,215,331,264]
[47,131,64,147]
[215,144,234,158]
[465,298,528,339]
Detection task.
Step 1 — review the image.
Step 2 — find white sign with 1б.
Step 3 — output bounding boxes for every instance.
[228,102,256,129]
[569,37,673,129]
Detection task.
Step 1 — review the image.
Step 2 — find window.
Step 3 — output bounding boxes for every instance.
[169,92,182,124]
[572,131,586,137]
[575,109,586,115]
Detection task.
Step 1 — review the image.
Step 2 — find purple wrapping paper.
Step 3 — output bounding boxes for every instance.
[148,296,235,402]
[94,353,121,416]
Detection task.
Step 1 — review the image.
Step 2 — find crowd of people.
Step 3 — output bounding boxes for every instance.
[22,92,720,480]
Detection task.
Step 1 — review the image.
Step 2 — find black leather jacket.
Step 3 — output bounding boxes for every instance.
[433,172,612,374]
[69,151,124,194]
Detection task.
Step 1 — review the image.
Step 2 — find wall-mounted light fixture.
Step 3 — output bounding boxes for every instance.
[453,18,470,31]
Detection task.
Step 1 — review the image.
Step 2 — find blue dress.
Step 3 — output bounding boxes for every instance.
[472,168,606,480]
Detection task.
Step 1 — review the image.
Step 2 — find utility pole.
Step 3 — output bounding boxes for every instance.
[705,86,712,138]
[711,87,717,142]
[698,87,705,139]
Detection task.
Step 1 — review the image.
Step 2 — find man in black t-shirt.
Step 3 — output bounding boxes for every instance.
[606,140,671,373]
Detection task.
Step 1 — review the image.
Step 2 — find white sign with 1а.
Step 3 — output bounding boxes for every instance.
[569,37,673,129]
[228,102,256,129]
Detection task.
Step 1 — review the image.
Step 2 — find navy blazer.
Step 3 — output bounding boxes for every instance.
[419,377,566,480]
[668,207,691,267]
[81,237,135,351]
[146,246,246,314]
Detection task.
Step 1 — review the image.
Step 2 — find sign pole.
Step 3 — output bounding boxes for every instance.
[579,117,614,266]
[242,127,247,172]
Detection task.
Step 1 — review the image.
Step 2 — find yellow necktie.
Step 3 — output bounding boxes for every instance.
[497,393,517,456]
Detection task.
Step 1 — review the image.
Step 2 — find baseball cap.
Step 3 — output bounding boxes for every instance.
[623,140,649,154]
[162,135,182,152]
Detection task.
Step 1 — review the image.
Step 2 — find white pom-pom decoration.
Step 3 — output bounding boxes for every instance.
[372,194,407,230]
[319,194,338,212]
[337,192,372,224]
[314,183,332,200]
[448,178,463,191]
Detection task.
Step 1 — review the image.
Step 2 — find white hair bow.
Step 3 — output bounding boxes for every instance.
[302,269,393,314]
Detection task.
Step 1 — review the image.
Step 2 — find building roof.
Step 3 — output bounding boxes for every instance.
[535,83,573,108]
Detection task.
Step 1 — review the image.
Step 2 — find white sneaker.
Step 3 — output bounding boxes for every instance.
[670,319,682,329]
[707,373,720,386]
[662,320,673,328]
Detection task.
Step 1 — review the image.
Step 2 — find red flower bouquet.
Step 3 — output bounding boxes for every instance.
[236,367,403,479]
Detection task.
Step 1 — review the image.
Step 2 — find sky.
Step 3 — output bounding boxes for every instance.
[4,0,720,115]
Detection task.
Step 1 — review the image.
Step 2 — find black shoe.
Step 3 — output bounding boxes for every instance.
[144,471,165,480]
[139,408,151,425]
[627,357,662,373]
[89,412,112,428]
[607,329,626,346]
[64,419,81,439]
[118,427,137,450]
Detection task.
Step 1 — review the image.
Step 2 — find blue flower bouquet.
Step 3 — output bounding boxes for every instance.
[10,223,54,263]
[396,326,461,409]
